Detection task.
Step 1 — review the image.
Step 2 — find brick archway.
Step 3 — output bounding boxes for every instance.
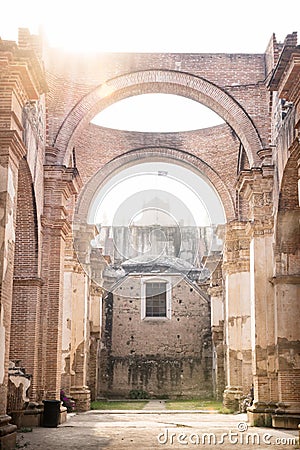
[52,70,263,168]
[75,147,236,223]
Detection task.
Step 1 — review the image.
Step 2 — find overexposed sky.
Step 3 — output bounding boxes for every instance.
[1,0,299,54]
[2,0,298,132]
[90,162,225,226]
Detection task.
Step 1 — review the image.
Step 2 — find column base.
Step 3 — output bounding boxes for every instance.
[59,405,68,425]
[10,406,43,428]
[272,402,300,429]
[223,386,243,412]
[70,387,91,412]
[247,401,277,427]
[0,415,17,450]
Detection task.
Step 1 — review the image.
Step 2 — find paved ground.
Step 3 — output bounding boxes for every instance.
[16,401,299,450]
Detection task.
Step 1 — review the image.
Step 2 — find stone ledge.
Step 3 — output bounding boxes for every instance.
[0,415,17,450]
[10,408,43,428]
[272,414,300,430]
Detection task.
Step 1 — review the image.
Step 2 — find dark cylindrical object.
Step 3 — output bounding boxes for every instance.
[42,400,61,427]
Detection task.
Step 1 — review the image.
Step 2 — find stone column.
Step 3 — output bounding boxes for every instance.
[238,163,277,426]
[222,221,252,411]
[64,258,91,412]
[271,144,300,428]
[89,283,103,402]
[0,131,26,449]
[247,223,275,426]
[0,32,46,444]
[272,274,300,428]
[65,223,96,411]
[208,261,225,400]
[67,265,91,412]
[40,166,81,401]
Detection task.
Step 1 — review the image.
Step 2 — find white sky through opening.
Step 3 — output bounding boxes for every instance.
[91,94,224,132]
[94,174,210,226]
[89,162,225,227]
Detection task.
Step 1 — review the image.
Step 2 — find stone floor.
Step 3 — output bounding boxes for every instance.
[16,401,299,450]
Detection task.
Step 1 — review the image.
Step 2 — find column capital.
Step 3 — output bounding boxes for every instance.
[223,221,250,274]
[44,165,82,196]
[236,167,274,222]
[245,217,274,238]
[0,130,27,165]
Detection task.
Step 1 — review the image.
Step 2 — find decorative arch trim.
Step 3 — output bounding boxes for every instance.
[75,146,236,223]
[52,70,263,167]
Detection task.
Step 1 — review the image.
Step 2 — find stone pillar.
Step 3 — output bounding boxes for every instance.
[0,35,46,446]
[222,221,252,411]
[272,275,300,428]
[208,261,225,400]
[40,166,81,401]
[0,131,26,449]
[89,283,103,402]
[271,145,300,428]
[248,225,276,426]
[65,223,96,411]
[238,163,277,426]
[63,259,91,411]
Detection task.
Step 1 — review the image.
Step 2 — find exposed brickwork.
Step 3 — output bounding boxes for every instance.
[100,275,212,398]
[75,143,238,223]
[0,29,299,443]
[10,158,41,400]
[49,69,265,168]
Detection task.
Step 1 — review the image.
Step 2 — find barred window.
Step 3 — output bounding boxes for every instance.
[145,282,167,317]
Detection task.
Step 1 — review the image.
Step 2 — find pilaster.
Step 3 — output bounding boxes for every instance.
[222,221,252,411]
[40,165,81,401]
[267,43,300,428]
[0,131,26,449]
[270,140,300,428]
[208,261,225,400]
[237,163,277,425]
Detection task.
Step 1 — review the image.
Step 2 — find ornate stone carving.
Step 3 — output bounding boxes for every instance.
[23,98,45,144]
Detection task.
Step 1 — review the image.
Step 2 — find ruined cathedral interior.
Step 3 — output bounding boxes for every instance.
[0,26,299,447]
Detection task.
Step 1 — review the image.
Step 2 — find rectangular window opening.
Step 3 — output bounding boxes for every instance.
[145,282,167,317]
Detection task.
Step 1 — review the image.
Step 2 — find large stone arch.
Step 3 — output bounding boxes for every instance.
[52,70,263,168]
[74,147,236,223]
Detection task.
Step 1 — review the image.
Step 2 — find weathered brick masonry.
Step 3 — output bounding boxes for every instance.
[0,28,299,448]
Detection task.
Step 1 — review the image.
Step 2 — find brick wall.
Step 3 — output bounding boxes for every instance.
[100,274,212,399]
[10,158,41,397]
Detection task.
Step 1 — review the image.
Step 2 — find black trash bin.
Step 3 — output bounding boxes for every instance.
[42,400,61,427]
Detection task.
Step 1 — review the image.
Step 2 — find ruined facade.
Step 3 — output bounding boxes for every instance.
[0,27,299,448]
[99,272,212,399]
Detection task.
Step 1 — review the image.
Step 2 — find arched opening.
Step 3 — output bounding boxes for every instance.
[74,156,226,288]
[91,93,224,132]
[72,154,227,399]
[52,70,263,168]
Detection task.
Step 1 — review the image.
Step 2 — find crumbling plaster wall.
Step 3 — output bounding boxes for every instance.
[100,274,212,398]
